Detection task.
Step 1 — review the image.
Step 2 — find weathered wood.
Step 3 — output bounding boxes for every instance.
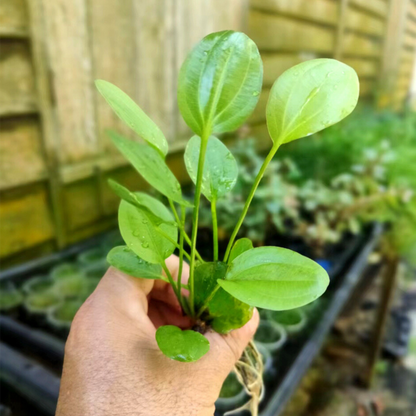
[40,0,97,164]
[350,0,388,18]
[262,53,311,87]
[88,0,136,155]
[0,0,28,37]
[334,0,349,60]
[343,58,378,77]
[0,184,54,258]
[134,0,176,143]
[250,0,338,26]
[346,8,385,37]
[0,117,47,190]
[359,79,376,96]
[249,11,335,52]
[403,30,416,49]
[0,41,37,117]
[343,33,382,57]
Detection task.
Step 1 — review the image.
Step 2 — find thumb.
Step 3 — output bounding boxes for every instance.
[205,309,260,370]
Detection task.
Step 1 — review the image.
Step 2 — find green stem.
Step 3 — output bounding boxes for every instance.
[161,261,189,314]
[188,130,210,316]
[177,206,186,311]
[155,227,192,262]
[223,143,280,263]
[169,199,204,263]
[211,198,219,261]
[196,283,220,319]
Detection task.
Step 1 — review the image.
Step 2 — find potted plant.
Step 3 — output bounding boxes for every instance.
[254,320,287,354]
[21,276,54,295]
[0,282,23,316]
[215,371,248,412]
[95,29,359,414]
[47,299,83,336]
[24,290,61,324]
[268,309,307,337]
[51,263,83,281]
[55,275,88,299]
[77,247,107,269]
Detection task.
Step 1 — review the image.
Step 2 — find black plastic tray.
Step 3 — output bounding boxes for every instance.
[0,226,382,416]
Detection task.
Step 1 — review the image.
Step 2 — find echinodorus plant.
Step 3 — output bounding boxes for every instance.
[96,30,359,415]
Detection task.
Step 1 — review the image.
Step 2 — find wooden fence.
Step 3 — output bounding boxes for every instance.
[0,0,415,267]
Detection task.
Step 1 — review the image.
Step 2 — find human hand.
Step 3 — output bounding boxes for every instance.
[56,255,259,416]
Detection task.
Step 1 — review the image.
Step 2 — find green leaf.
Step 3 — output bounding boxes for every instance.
[229,238,253,263]
[108,179,176,226]
[184,135,238,201]
[95,80,168,157]
[195,262,253,334]
[156,325,210,362]
[118,193,177,264]
[219,246,329,310]
[109,131,191,207]
[266,59,359,145]
[107,246,163,279]
[178,30,263,136]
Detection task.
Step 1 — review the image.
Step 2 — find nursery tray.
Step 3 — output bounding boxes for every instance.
[257,223,383,416]
[0,226,382,416]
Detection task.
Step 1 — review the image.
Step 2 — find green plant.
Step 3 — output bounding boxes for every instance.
[96,30,359,413]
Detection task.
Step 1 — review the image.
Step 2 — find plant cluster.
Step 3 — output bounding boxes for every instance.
[96,30,359,413]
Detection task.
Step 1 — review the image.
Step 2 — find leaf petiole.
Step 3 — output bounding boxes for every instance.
[196,283,221,319]
[211,199,219,261]
[223,142,281,263]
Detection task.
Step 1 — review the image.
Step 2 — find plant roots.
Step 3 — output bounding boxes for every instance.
[225,340,264,416]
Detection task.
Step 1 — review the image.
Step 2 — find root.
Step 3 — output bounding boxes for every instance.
[225,341,264,416]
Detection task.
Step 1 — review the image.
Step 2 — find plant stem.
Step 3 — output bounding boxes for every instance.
[177,206,186,309]
[161,261,189,314]
[223,143,280,263]
[169,199,204,263]
[155,227,192,262]
[188,130,210,316]
[195,283,220,319]
[211,198,219,261]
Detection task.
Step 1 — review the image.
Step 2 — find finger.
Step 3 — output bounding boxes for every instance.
[206,309,260,363]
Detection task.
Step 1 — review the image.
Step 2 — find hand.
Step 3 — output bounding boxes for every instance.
[56,255,259,416]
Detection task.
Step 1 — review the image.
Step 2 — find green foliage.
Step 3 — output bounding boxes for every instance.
[266,59,359,145]
[194,262,253,334]
[185,135,238,201]
[178,30,263,136]
[107,246,163,279]
[155,325,210,362]
[118,193,177,264]
[96,30,357,369]
[219,247,329,310]
[95,80,168,157]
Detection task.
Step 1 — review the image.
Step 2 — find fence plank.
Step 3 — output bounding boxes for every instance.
[249,11,335,52]
[350,0,388,18]
[403,30,416,49]
[262,53,312,86]
[88,0,136,156]
[343,33,382,57]
[134,0,176,143]
[0,0,28,37]
[0,41,37,117]
[250,0,338,26]
[343,58,378,77]
[249,88,269,124]
[41,0,97,164]
[0,117,47,190]
[359,79,376,96]
[346,8,385,37]
[0,184,54,257]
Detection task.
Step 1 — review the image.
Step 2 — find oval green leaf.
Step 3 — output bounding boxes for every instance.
[184,135,238,201]
[156,325,210,362]
[194,262,253,334]
[95,80,168,157]
[108,179,176,226]
[266,59,359,145]
[107,246,163,279]
[118,193,177,264]
[110,131,191,207]
[219,246,329,310]
[178,30,263,136]
[228,238,253,263]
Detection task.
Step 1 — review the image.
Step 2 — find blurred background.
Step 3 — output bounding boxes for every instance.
[0,0,415,415]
